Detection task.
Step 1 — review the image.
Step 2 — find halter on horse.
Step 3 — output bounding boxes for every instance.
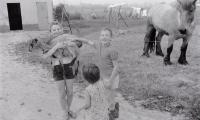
[142,0,197,65]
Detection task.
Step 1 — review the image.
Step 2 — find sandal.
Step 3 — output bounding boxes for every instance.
[109,102,119,120]
[68,111,76,119]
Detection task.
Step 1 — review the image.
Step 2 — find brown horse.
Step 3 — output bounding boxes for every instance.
[142,0,197,65]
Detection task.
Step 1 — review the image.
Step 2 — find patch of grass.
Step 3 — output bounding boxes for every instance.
[11,19,200,120]
[187,95,200,120]
[8,41,51,70]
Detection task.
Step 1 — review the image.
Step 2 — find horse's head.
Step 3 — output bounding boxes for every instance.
[177,0,197,12]
[177,0,197,33]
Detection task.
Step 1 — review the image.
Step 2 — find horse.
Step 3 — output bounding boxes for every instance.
[142,0,197,65]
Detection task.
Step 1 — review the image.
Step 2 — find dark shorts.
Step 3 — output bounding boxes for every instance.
[63,57,79,79]
[63,63,75,79]
[53,58,79,81]
[53,65,64,81]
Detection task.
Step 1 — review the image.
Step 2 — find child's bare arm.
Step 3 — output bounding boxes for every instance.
[42,43,60,58]
[110,62,119,87]
[103,62,119,89]
[43,40,76,58]
[70,37,97,49]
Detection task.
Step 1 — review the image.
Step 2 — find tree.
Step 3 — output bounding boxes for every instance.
[53,4,69,22]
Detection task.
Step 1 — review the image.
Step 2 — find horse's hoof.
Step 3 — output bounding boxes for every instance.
[142,53,150,57]
[164,61,173,65]
[156,52,164,57]
[178,60,189,65]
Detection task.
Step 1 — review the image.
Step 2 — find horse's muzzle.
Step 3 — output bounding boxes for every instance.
[179,29,187,35]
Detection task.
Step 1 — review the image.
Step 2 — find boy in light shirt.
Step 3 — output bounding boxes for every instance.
[77,28,120,120]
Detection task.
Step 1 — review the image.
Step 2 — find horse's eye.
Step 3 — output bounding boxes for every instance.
[34,39,38,42]
[189,8,195,12]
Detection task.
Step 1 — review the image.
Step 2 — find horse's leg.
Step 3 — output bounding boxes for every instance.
[142,24,156,57]
[178,36,190,65]
[155,32,164,57]
[164,35,175,65]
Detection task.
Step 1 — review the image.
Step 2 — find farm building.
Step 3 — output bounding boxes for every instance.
[0,0,53,32]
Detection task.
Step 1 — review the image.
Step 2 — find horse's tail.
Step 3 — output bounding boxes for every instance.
[147,24,156,53]
[145,18,156,52]
[143,18,156,56]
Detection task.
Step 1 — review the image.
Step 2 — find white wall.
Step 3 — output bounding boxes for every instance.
[0,0,10,26]
[35,0,53,24]
[0,0,53,28]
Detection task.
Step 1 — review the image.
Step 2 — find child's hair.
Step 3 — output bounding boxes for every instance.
[73,40,83,48]
[82,63,100,84]
[49,21,63,32]
[102,27,113,37]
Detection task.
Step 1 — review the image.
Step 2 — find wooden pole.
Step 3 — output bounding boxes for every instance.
[118,6,128,27]
[62,7,72,34]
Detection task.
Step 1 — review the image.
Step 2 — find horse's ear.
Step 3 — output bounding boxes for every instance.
[193,0,197,4]
[177,0,183,6]
[34,38,38,43]
[177,0,181,4]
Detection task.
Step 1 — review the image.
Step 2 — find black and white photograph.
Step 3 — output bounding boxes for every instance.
[0,0,200,120]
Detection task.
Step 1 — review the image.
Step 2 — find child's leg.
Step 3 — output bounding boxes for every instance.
[110,75,120,108]
[65,79,74,110]
[109,90,119,120]
[109,90,117,110]
[109,75,120,120]
[56,80,69,118]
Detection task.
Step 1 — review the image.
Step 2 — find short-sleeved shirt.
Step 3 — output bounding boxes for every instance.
[85,81,109,120]
[94,42,119,78]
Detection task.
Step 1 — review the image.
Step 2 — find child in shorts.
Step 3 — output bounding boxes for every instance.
[43,24,83,120]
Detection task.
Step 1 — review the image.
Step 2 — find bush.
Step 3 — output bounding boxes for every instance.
[53,4,70,22]
[53,4,83,21]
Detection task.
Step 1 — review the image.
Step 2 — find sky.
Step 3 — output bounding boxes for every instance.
[53,0,174,6]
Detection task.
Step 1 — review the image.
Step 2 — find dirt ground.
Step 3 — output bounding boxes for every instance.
[0,21,200,120]
[0,32,184,120]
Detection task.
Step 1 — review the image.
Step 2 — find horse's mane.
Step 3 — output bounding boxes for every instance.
[176,0,197,11]
[169,0,196,33]
[170,0,196,11]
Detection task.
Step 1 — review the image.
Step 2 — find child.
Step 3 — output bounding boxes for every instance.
[43,40,81,120]
[74,28,120,119]
[97,28,120,120]
[42,24,83,120]
[71,63,119,120]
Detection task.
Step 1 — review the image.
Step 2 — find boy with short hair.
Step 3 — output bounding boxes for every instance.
[77,28,120,120]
